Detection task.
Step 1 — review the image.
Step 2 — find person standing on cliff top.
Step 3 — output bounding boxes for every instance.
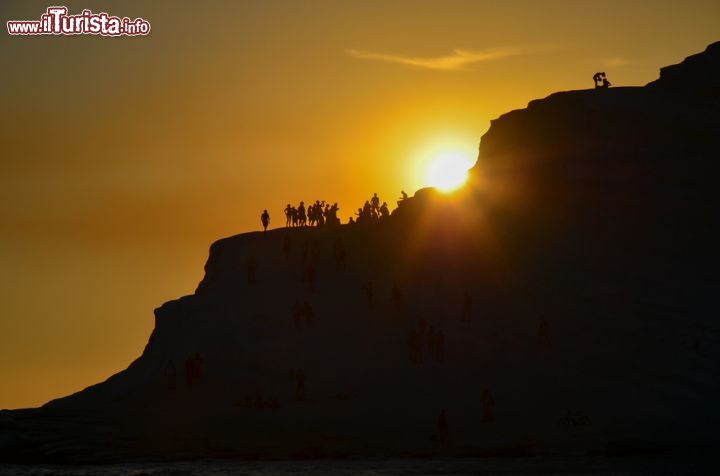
[284,204,292,227]
[261,209,270,232]
[371,193,380,213]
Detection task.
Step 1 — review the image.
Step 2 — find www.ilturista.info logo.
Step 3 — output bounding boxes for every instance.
[7,6,150,36]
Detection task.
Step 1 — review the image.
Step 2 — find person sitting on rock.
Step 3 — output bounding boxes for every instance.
[397,190,408,207]
[593,71,611,89]
[329,203,340,225]
[593,72,605,88]
[379,201,390,218]
[261,209,270,232]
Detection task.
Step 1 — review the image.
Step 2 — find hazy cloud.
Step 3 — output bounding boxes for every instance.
[601,56,630,67]
[346,46,532,71]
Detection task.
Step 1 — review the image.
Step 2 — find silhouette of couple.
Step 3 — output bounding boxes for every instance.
[593,72,612,89]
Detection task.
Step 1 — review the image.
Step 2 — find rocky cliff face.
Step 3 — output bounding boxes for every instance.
[1,43,719,464]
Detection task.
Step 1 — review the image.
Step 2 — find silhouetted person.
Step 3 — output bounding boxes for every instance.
[246,256,257,284]
[397,190,408,207]
[379,201,390,218]
[438,409,448,444]
[371,193,380,213]
[363,200,372,217]
[284,204,293,227]
[298,201,306,227]
[593,72,604,88]
[481,389,495,422]
[462,291,472,322]
[283,234,291,261]
[261,209,270,232]
[593,71,611,89]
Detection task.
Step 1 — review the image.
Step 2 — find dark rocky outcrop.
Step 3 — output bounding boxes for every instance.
[1,43,719,464]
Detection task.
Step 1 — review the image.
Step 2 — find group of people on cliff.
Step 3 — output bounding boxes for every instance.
[261,191,408,231]
[349,192,394,224]
[283,201,341,228]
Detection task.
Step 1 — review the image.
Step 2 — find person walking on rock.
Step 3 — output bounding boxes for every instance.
[261,209,270,232]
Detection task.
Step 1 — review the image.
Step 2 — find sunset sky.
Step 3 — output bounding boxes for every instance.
[1,0,718,409]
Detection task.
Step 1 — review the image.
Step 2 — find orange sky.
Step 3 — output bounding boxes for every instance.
[1,0,718,409]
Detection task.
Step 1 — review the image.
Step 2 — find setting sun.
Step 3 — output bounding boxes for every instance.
[426,151,475,192]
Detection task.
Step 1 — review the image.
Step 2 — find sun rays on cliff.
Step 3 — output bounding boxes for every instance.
[409,134,478,193]
[426,151,475,192]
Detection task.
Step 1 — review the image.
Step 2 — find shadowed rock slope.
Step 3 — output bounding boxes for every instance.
[1,42,718,463]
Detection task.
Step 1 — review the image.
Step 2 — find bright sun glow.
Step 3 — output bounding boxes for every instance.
[426,151,475,192]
